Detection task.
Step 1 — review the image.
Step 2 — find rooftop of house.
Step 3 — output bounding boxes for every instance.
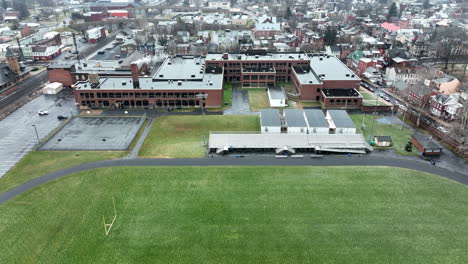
[284,109,308,127]
[327,110,356,129]
[260,108,281,127]
[303,109,328,128]
[412,134,442,150]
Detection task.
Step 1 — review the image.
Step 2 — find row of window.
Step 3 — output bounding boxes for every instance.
[242,75,275,81]
[328,99,360,104]
[80,99,203,108]
[79,92,205,99]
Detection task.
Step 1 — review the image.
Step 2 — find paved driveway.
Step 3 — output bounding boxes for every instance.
[224,84,257,115]
[0,91,77,178]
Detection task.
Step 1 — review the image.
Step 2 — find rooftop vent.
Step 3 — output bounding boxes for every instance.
[309,81,313,84]
[191,74,196,77]
[159,74,164,77]
[255,55,259,59]
[319,58,323,61]
[237,55,242,60]
[177,80,182,86]
[122,81,126,86]
[209,81,213,86]
[346,74,350,77]
[196,62,200,65]
[351,74,355,77]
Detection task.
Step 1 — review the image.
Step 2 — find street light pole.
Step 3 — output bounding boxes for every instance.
[32,125,40,143]
[196,93,208,147]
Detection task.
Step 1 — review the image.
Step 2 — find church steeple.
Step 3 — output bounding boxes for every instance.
[5,48,21,74]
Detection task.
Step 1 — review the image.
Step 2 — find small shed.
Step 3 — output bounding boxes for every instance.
[42,82,64,94]
[374,136,392,147]
[411,134,443,155]
[326,110,356,134]
[260,109,281,134]
[284,109,308,134]
[303,109,329,134]
[267,86,287,107]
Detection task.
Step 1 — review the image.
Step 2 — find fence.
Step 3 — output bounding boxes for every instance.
[405,111,467,159]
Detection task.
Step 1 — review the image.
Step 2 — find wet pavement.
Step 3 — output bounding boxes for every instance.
[40,116,145,151]
[0,90,78,178]
[224,84,257,115]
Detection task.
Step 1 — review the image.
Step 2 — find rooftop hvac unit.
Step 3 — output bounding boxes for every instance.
[309,81,313,83]
[191,74,196,77]
[159,74,164,77]
[209,81,213,86]
[178,80,182,86]
[88,72,99,84]
[319,58,323,61]
[122,81,126,85]
[346,74,350,77]
[351,74,355,77]
[255,55,259,59]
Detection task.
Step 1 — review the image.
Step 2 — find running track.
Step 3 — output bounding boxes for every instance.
[0,156,467,205]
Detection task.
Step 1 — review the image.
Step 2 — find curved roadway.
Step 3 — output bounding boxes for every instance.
[0,156,467,205]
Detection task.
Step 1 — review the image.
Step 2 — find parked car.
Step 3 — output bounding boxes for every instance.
[437,126,449,133]
[38,111,49,115]
[57,115,68,120]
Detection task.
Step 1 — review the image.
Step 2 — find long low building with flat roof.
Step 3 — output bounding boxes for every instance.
[209,133,372,154]
[72,55,224,109]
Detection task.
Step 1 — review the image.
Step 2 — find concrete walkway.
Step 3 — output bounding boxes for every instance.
[1,156,467,205]
[125,117,154,159]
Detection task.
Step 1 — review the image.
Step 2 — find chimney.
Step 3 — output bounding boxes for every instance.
[130,63,140,89]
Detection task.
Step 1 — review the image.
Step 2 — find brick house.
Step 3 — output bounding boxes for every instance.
[411,134,443,156]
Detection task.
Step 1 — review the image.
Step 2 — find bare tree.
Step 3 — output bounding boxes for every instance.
[431,27,467,69]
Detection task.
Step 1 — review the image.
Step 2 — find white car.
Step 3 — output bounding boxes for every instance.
[38,111,49,115]
[437,126,449,133]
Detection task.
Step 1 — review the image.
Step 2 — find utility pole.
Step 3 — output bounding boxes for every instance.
[32,125,40,143]
[196,93,208,147]
[72,32,81,64]
[15,37,24,61]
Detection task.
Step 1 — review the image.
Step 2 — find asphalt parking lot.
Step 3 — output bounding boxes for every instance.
[40,117,145,151]
[0,90,78,178]
[89,44,124,61]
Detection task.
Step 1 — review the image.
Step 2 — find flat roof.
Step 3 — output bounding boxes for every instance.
[309,55,360,81]
[322,88,361,97]
[284,109,307,127]
[260,109,281,127]
[268,87,286,100]
[205,53,309,61]
[303,109,328,128]
[327,110,356,129]
[153,56,206,81]
[209,133,371,151]
[75,75,223,91]
[293,66,322,85]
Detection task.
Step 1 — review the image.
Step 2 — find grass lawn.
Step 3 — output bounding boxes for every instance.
[0,151,127,194]
[2,166,468,263]
[139,115,259,158]
[223,83,232,109]
[247,89,270,111]
[351,114,419,155]
[362,100,389,106]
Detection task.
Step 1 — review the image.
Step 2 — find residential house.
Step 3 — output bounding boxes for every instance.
[254,16,281,39]
[429,93,463,120]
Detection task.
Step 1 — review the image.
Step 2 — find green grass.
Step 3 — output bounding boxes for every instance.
[139,115,259,158]
[247,89,270,111]
[351,114,419,155]
[1,166,468,263]
[223,82,232,109]
[0,151,127,194]
[54,27,78,33]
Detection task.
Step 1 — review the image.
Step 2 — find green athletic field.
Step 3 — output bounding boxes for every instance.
[1,166,468,263]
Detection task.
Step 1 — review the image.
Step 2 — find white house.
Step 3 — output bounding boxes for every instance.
[267,87,287,107]
[260,109,281,134]
[326,110,356,135]
[284,109,308,134]
[303,109,329,134]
